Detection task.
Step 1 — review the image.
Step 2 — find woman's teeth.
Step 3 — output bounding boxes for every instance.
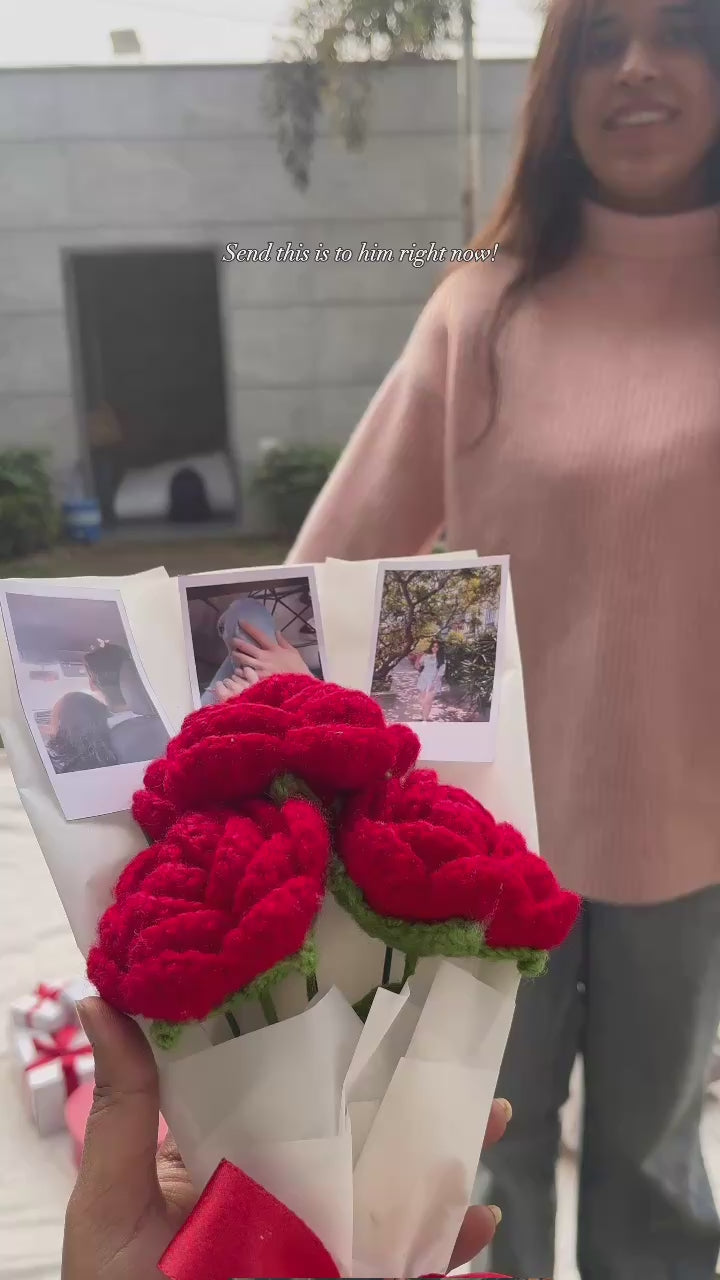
[612,109,672,128]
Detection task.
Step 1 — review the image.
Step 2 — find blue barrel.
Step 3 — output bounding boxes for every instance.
[62,498,103,543]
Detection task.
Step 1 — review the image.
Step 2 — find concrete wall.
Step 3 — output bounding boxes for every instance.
[0,60,529,527]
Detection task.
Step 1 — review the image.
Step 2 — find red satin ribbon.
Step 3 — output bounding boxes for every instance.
[159,1158,514,1280]
[27,1026,92,1095]
[159,1159,340,1280]
[27,983,63,1026]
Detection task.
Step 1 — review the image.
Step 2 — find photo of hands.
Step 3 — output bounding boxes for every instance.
[179,565,326,709]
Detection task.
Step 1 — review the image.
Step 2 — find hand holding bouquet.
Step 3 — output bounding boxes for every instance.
[85,674,579,1278]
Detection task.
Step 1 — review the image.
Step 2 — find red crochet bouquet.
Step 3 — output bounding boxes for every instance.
[88,674,580,1042]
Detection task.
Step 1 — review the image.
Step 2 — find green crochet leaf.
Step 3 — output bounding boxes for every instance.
[330,859,548,978]
[149,938,319,1051]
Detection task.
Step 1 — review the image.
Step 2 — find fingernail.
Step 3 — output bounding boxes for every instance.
[498,1098,513,1123]
[488,1204,502,1227]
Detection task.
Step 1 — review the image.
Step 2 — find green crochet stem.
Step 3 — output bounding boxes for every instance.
[268,772,326,808]
[149,938,318,1051]
[330,859,549,979]
[225,1010,241,1037]
[353,980,405,1022]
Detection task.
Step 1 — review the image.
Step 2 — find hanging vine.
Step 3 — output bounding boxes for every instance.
[263,1,463,190]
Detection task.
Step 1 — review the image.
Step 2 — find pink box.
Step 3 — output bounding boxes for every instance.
[66,1081,168,1168]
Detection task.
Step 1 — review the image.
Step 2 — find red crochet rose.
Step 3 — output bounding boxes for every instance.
[335,770,580,955]
[88,796,330,1025]
[132,674,420,841]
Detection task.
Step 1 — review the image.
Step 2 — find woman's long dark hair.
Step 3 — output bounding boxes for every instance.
[457,0,720,427]
[432,639,447,665]
[48,691,118,773]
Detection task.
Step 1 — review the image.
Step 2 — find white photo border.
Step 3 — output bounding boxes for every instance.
[365,555,510,764]
[0,581,173,822]
[177,563,328,710]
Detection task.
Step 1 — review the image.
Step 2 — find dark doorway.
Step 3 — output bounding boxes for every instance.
[65,248,238,528]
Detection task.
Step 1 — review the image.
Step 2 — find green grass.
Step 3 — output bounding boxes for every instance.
[0,535,291,580]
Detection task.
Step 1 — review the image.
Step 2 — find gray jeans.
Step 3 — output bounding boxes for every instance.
[482,887,720,1280]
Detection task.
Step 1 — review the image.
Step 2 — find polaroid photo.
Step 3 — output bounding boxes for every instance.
[0,582,172,821]
[178,565,327,710]
[367,555,509,763]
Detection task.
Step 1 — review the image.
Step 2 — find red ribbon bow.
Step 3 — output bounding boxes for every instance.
[27,983,63,1025]
[33,982,62,1003]
[27,1025,93,1095]
[158,1158,512,1280]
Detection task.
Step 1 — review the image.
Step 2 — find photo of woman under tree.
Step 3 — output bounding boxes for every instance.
[370,565,501,724]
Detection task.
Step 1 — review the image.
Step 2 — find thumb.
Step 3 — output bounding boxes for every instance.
[76,997,162,1209]
[275,631,293,650]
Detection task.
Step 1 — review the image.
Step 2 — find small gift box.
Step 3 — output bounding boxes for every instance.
[9,977,98,1038]
[9,983,70,1035]
[57,977,98,1021]
[10,1023,95,1137]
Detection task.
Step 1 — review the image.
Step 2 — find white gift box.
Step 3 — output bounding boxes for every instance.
[10,985,68,1035]
[10,1023,94,1137]
[10,977,98,1035]
[58,977,98,1020]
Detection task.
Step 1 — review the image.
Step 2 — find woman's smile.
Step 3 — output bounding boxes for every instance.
[602,102,680,129]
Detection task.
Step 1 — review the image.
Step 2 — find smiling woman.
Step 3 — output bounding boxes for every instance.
[571,0,720,211]
[288,1,720,1277]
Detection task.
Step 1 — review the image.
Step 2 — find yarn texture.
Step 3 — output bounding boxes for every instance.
[336,770,581,952]
[132,674,420,838]
[89,674,581,1032]
[87,796,330,1024]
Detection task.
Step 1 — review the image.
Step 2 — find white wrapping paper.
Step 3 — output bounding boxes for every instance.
[0,568,192,953]
[350,959,519,1277]
[315,555,538,846]
[159,958,518,1279]
[0,553,539,1277]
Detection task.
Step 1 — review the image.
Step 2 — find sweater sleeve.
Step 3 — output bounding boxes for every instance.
[288,283,449,564]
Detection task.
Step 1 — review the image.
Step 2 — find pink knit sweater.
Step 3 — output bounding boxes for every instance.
[291,201,720,905]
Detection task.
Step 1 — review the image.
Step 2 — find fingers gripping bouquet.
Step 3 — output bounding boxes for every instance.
[87,674,580,1279]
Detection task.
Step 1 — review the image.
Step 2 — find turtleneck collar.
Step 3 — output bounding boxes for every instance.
[581,199,720,259]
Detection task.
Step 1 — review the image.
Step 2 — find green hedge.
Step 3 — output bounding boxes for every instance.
[254,443,339,538]
[0,449,60,561]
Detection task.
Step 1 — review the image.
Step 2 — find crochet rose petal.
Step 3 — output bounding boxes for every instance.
[387,722,422,777]
[167,700,292,758]
[285,726,398,791]
[238,672,318,707]
[337,772,581,952]
[164,735,286,809]
[89,796,330,1024]
[132,676,415,835]
[132,785,178,843]
[296,685,387,729]
[144,757,168,793]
